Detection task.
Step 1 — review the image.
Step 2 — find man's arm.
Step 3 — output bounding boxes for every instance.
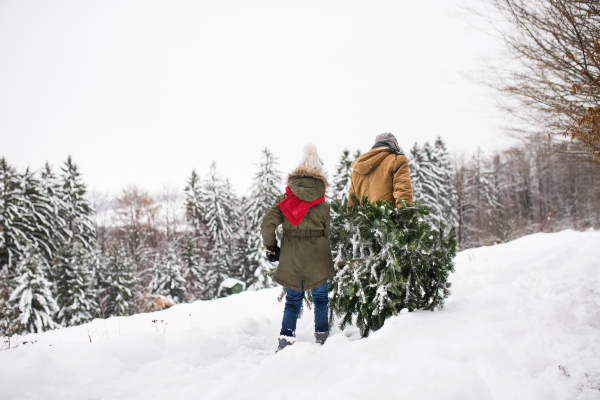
[348,171,357,206]
[393,155,413,207]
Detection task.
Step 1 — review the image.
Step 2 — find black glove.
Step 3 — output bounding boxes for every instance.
[266,245,280,262]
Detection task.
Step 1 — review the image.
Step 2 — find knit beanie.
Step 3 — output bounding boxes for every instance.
[296,143,325,175]
[374,133,400,152]
[287,143,328,188]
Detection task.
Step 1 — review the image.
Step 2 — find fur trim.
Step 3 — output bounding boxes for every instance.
[286,167,329,189]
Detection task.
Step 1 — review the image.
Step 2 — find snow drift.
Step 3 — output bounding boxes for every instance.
[1,229,599,400]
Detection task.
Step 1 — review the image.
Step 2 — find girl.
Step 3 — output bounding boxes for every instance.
[260,144,334,351]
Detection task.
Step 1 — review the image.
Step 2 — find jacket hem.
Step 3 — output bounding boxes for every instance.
[274,268,335,292]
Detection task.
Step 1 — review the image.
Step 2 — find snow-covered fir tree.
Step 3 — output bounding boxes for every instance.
[98,243,138,317]
[58,156,96,250]
[17,168,56,262]
[52,242,98,327]
[39,163,67,252]
[239,148,282,289]
[410,142,437,207]
[484,154,513,243]
[87,247,104,292]
[430,137,458,228]
[184,169,206,241]
[181,234,206,301]
[202,162,237,298]
[462,148,501,245]
[331,149,361,203]
[0,158,27,272]
[466,149,500,213]
[149,243,186,302]
[8,245,59,334]
[409,140,458,231]
[203,163,235,246]
[328,196,456,337]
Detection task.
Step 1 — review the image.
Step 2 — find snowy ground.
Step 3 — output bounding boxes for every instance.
[1,229,600,400]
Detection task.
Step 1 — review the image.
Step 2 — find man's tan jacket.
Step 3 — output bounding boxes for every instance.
[348,147,413,207]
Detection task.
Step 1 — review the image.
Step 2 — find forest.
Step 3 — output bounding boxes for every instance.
[1,133,598,335]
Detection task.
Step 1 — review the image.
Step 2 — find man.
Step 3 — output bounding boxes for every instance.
[348,133,413,207]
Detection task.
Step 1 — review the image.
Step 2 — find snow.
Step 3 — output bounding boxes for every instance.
[2,229,600,399]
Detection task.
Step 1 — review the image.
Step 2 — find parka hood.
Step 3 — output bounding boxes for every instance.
[351,147,395,175]
[286,167,327,202]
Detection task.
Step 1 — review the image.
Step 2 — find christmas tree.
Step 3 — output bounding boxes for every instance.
[8,245,59,334]
[328,195,456,337]
[52,242,98,327]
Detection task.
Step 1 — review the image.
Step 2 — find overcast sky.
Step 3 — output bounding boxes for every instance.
[1,0,507,197]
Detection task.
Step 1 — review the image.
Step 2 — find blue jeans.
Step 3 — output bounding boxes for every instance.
[280,281,329,337]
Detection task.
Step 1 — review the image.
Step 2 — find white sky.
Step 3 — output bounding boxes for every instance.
[1,0,508,197]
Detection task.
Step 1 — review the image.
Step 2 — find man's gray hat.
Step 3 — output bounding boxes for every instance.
[374,133,400,152]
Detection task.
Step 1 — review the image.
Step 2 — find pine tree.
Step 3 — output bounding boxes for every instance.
[17,168,56,262]
[331,149,360,203]
[328,195,456,337]
[39,163,67,253]
[431,137,459,229]
[8,245,59,334]
[204,163,235,246]
[53,242,98,327]
[0,158,27,272]
[463,149,502,246]
[149,243,186,302]
[231,198,252,285]
[240,148,282,289]
[409,143,425,200]
[87,247,104,293]
[410,143,439,215]
[181,235,206,301]
[484,154,514,243]
[202,162,237,298]
[409,141,458,231]
[0,163,67,272]
[98,243,138,317]
[184,169,206,241]
[58,156,96,250]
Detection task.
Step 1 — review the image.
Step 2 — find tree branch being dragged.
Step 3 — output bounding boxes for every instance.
[327,195,457,337]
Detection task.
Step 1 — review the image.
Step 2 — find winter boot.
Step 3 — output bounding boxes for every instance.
[276,335,296,352]
[314,331,329,345]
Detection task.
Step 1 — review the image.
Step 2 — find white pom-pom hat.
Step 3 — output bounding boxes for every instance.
[286,143,328,188]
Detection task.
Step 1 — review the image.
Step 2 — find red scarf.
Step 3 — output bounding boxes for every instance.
[278,186,325,226]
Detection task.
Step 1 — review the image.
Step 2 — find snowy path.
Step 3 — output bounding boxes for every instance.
[1,230,600,400]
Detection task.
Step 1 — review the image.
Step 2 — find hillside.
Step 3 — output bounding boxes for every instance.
[1,230,599,400]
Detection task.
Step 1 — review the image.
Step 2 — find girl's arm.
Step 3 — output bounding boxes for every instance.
[260,195,284,247]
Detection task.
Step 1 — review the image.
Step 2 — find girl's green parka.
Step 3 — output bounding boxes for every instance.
[260,167,334,291]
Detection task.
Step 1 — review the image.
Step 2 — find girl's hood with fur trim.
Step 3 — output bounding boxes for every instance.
[285,168,328,202]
